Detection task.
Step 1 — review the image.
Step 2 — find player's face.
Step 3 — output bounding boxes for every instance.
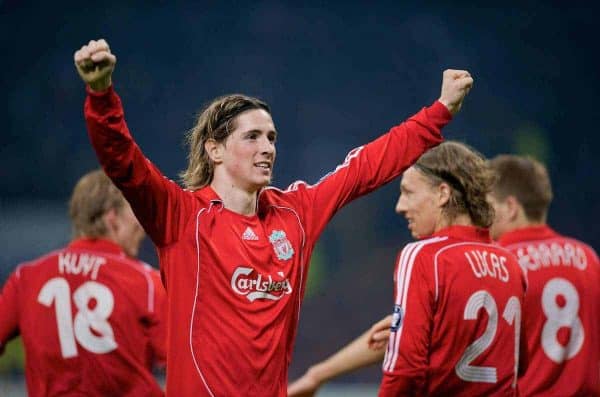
[487,194,511,240]
[114,204,145,257]
[395,167,443,239]
[221,109,277,192]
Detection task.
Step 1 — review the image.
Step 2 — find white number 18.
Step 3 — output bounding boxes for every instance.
[37,277,117,358]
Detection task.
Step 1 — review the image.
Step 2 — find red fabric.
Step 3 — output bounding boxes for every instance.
[499,225,600,397]
[379,225,527,397]
[0,238,166,397]
[84,86,449,397]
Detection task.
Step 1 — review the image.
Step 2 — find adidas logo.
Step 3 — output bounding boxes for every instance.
[242,227,259,241]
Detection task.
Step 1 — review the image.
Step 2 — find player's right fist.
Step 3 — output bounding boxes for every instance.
[74,39,116,92]
[438,69,473,116]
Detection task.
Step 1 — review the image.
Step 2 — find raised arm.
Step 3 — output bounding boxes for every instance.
[291,70,473,240]
[74,39,191,247]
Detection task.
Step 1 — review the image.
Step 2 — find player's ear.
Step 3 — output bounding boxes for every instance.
[505,195,522,221]
[437,182,451,207]
[205,138,224,164]
[102,208,119,237]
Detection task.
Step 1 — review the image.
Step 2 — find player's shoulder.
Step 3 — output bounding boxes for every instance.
[560,235,599,262]
[421,237,514,262]
[139,261,162,281]
[513,233,600,264]
[13,249,64,278]
[264,180,310,195]
[259,181,309,207]
[79,249,154,284]
[400,236,450,261]
[190,186,220,207]
[111,255,156,277]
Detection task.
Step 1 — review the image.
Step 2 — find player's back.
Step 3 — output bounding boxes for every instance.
[6,238,164,397]
[500,226,600,397]
[426,227,526,396]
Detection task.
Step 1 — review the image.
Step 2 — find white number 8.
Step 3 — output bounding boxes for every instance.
[38,277,118,358]
[541,278,584,363]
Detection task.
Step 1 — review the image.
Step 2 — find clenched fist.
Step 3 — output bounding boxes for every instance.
[74,39,116,92]
[438,69,474,116]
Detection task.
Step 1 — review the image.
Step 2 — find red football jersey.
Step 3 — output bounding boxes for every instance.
[0,238,166,397]
[380,226,527,397]
[83,86,451,396]
[499,225,600,396]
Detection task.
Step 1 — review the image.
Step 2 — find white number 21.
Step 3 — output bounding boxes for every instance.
[455,291,521,386]
[37,277,117,358]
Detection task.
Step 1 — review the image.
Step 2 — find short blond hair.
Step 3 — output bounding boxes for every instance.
[68,169,126,238]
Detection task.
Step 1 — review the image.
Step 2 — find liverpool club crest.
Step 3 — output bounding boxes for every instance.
[269,230,295,261]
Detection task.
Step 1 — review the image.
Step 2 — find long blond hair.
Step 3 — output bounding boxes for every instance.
[415,141,495,228]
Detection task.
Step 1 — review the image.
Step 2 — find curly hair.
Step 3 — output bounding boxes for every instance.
[179,94,271,190]
[414,141,495,228]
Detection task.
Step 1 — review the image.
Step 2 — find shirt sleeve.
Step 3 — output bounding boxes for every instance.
[84,86,192,247]
[290,101,450,240]
[0,271,20,355]
[379,246,434,397]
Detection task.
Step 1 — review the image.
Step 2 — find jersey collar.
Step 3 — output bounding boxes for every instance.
[195,185,223,203]
[497,225,558,246]
[195,185,267,214]
[430,225,491,243]
[67,238,126,256]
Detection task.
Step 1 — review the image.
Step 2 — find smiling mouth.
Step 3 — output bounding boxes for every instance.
[254,162,272,170]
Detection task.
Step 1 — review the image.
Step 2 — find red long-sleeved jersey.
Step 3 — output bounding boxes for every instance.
[0,238,166,397]
[499,225,600,396]
[83,86,450,397]
[380,226,527,397]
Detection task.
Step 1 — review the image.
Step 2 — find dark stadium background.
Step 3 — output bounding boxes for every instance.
[1,1,599,391]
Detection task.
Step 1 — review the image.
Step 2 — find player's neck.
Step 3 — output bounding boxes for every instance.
[210,180,258,216]
[513,218,546,231]
[452,214,473,227]
[504,206,543,231]
[435,213,472,232]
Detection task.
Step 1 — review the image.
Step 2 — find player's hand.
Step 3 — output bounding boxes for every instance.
[74,39,116,92]
[287,369,321,397]
[437,69,473,116]
[367,315,392,351]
